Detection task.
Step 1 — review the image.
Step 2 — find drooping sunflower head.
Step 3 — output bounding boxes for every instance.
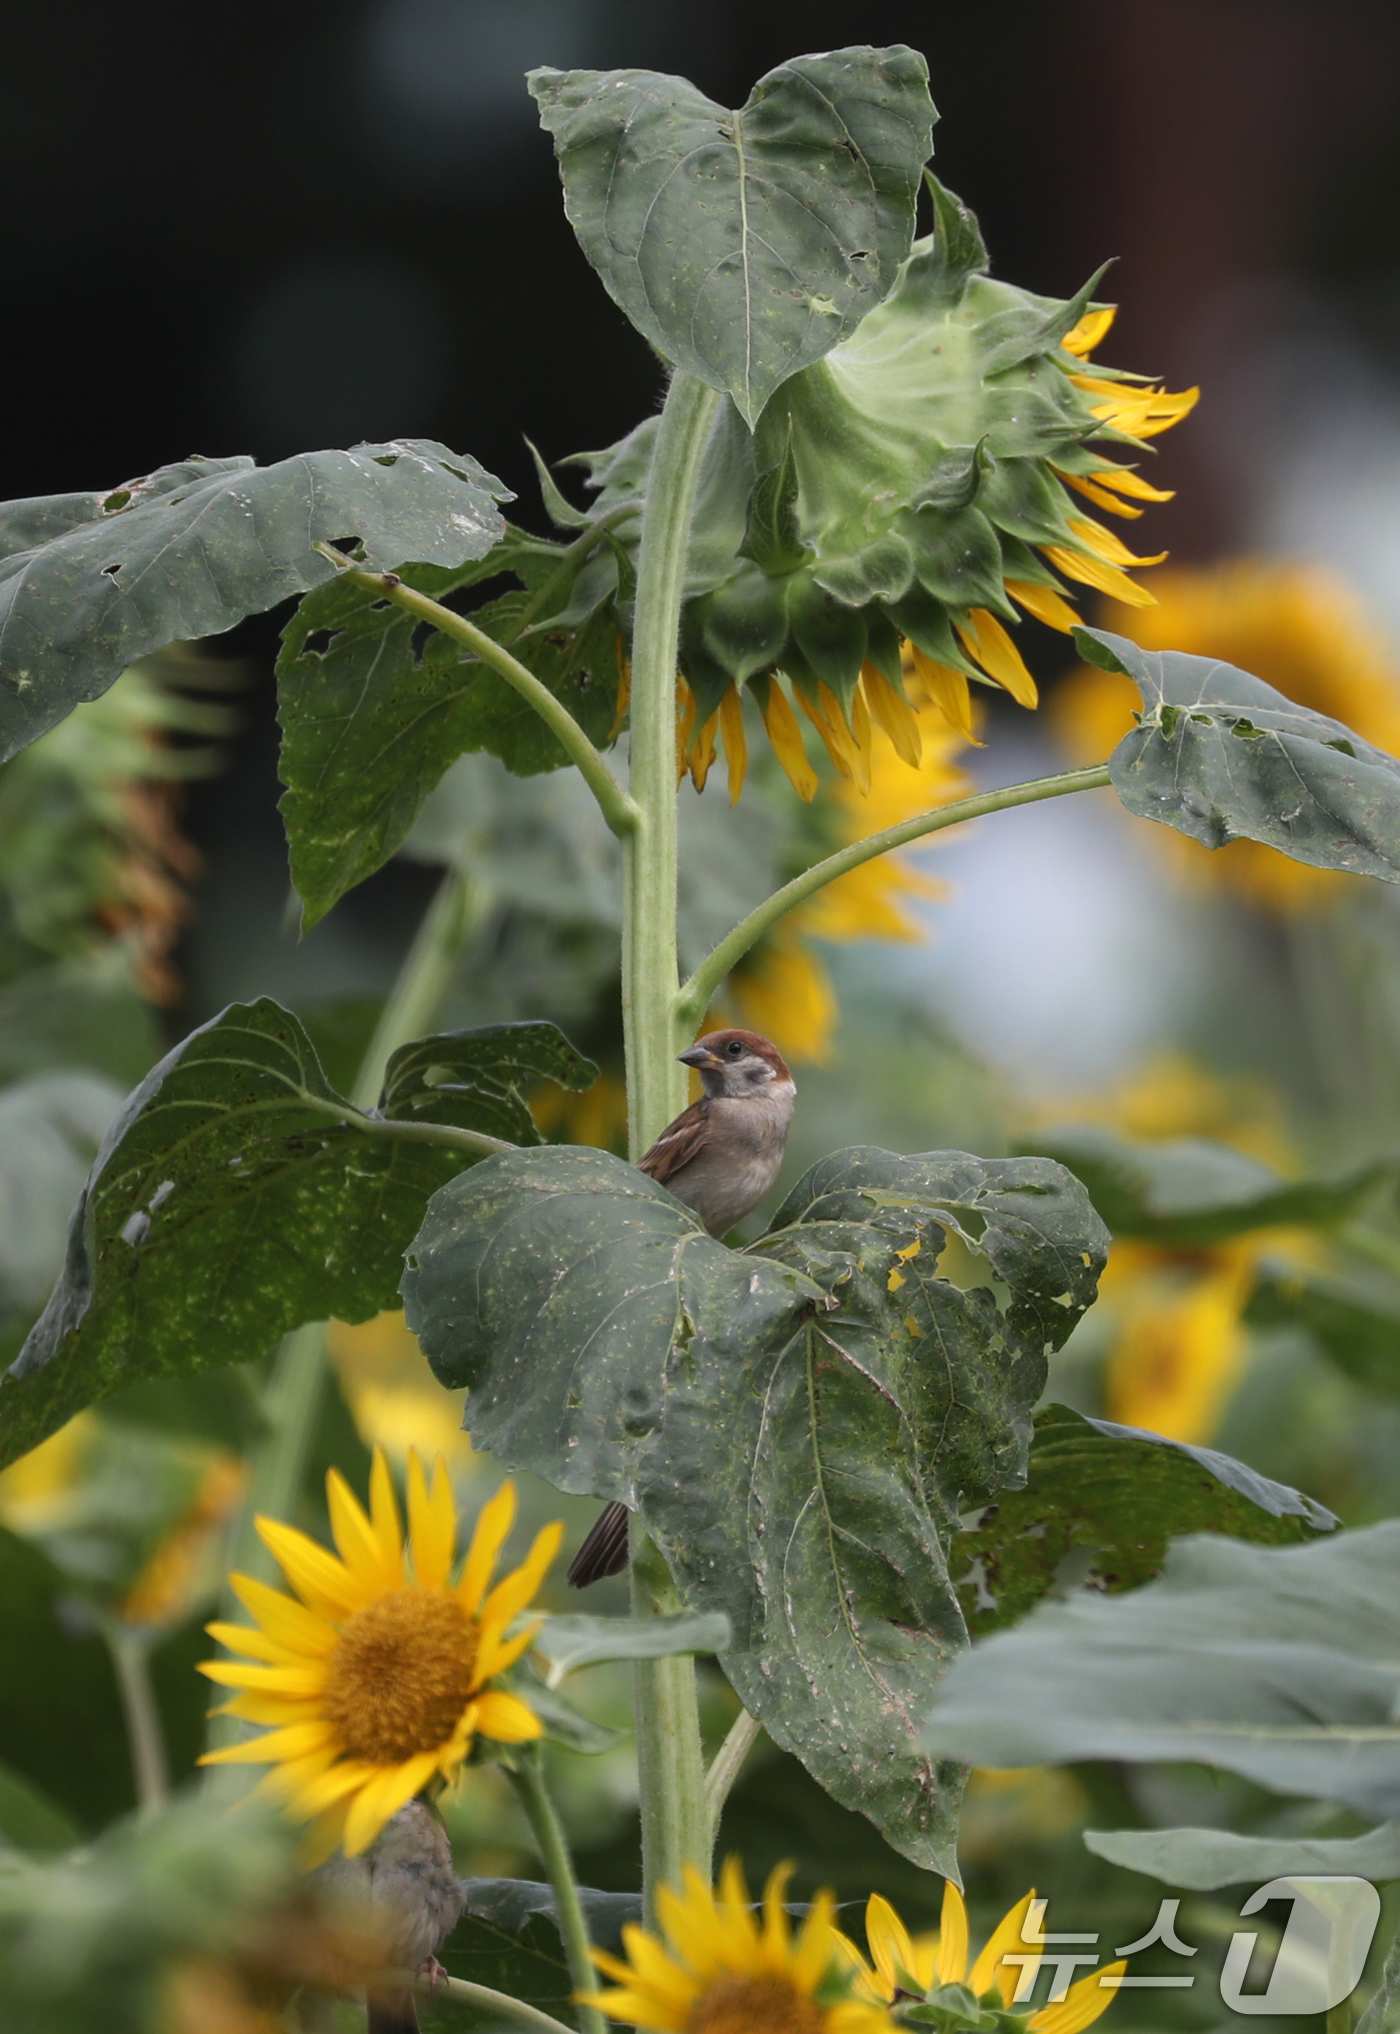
[570,175,1195,804]
[200,1449,562,1859]
[842,1882,1124,2031]
[581,1859,897,2034]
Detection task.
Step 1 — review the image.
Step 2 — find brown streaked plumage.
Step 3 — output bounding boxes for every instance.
[567,1029,796,1589]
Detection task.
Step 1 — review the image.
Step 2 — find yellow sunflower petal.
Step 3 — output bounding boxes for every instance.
[759,1862,794,1963]
[255,1517,360,1619]
[1060,470,1144,519]
[1030,1962,1126,2034]
[1089,466,1174,503]
[479,1518,565,1629]
[458,1481,516,1616]
[578,1986,687,2032]
[216,1691,320,1727]
[342,1751,439,1856]
[901,644,981,745]
[936,1878,970,1985]
[955,610,1039,709]
[790,1887,839,1990]
[970,1890,1037,2003]
[202,1621,293,1665]
[291,1758,380,1817]
[367,1445,405,1573]
[407,1451,455,1590]
[475,1617,542,1682]
[860,664,923,767]
[1005,579,1081,634]
[689,709,719,793]
[1062,306,1116,357]
[1042,544,1158,608]
[795,683,857,782]
[473,1688,544,1744]
[1066,517,1166,571]
[865,1894,918,1997]
[718,682,748,803]
[198,1719,336,1767]
[228,1572,337,1655]
[197,1660,326,1695]
[760,681,819,801]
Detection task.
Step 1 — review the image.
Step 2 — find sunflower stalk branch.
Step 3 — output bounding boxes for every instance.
[315,549,640,840]
[675,765,1114,1030]
[704,1708,763,1834]
[101,1621,169,1813]
[620,368,722,1930]
[507,1746,608,2034]
[398,1968,579,2034]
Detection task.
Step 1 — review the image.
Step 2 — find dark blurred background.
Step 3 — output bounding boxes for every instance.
[8,0,1400,1030]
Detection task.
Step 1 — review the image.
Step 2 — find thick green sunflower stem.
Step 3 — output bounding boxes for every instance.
[622,369,721,1927]
[508,1747,608,2034]
[206,867,485,1755]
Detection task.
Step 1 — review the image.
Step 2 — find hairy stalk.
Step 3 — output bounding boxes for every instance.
[319,551,639,840]
[508,1748,608,2034]
[102,1623,169,1812]
[704,1708,763,1834]
[206,867,486,1755]
[622,370,721,1926]
[297,1094,513,1159]
[676,764,1114,1031]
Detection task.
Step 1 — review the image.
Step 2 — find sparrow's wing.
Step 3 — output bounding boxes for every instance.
[637,1098,709,1185]
[567,1500,631,1587]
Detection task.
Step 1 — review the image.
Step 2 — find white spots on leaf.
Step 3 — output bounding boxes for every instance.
[121,1210,150,1247]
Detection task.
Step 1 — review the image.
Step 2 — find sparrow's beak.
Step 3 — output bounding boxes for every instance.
[678,1046,722,1070]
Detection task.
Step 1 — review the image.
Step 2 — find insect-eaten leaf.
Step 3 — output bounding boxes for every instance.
[276,529,628,929]
[403,1141,1108,1876]
[0,1006,596,1470]
[0,442,510,764]
[924,1520,1400,1817]
[952,1402,1335,1638]
[1027,1122,1390,1247]
[530,47,936,425]
[1082,625,1400,883]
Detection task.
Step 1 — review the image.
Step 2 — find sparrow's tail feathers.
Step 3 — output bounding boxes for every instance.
[368,1988,419,2034]
[566,1501,631,1587]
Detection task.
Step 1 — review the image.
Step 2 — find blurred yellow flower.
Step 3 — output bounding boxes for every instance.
[200,1449,561,1859]
[581,1858,895,2034]
[1054,560,1400,910]
[121,1454,245,1629]
[327,1312,471,1463]
[1033,1056,1308,1442]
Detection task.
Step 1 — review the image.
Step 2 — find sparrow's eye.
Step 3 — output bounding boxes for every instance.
[725,1040,743,1057]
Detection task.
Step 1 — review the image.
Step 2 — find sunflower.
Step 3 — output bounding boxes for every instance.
[1054,559,1400,910]
[565,176,1193,808]
[842,1880,1124,2032]
[199,1449,562,1859]
[580,1859,896,2034]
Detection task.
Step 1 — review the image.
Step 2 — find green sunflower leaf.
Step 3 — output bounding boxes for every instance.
[0,443,510,764]
[429,1879,642,2030]
[1083,1821,1400,1892]
[952,1402,1335,1638]
[0,1005,596,1470]
[1026,1122,1391,1246]
[1244,1264,1400,1397]
[530,47,936,425]
[531,1611,732,1687]
[403,1141,1109,1876]
[276,537,624,929]
[922,1520,1400,1816]
[1084,625,1400,882]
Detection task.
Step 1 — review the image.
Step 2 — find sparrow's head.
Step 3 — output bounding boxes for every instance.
[678,1028,794,1101]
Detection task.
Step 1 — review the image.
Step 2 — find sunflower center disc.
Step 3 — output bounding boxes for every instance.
[324,1587,477,1762]
[686,1974,825,2034]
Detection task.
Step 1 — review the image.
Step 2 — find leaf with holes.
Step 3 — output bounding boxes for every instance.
[276,534,625,929]
[952,1402,1335,1637]
[1024,1123,1390,1247]
[1080,626,1400,881]
[530,47,936,425]
[403,1142,1107,1875]
[0,1007,595,1470]
[0,442,509,763]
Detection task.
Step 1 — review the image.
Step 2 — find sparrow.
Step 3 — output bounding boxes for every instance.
[566,1028,795,1589]
[320,1800,466,2034]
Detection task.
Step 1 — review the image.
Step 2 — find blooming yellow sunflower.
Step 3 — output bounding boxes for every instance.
[842,1881,1124,2031]
[580,1859,896,2034]
[199,1449,562,1859]
[1054,559,1400,911]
